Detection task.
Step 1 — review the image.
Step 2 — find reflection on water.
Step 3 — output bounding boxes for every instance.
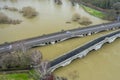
[0,0,120,80]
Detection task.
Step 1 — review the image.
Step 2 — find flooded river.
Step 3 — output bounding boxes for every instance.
[0,0,120,80]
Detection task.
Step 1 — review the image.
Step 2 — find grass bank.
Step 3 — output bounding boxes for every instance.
[82,5,106,19]
[0,73,33,80]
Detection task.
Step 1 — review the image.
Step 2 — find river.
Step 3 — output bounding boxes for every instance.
[0,0,120,80]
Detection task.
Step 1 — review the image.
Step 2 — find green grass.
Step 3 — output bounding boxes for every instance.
[82,5,106,19]
[0,73,33,80]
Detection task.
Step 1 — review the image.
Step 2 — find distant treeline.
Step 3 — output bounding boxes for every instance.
[81,0,120,9]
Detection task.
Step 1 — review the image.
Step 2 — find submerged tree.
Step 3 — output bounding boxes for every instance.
[70,0,74,6]
[78,17,92,25]
[71,13,81,21]
[20,6,38,18]
[54,0,62,5]
[0,12,9,24]
[3,6,18,11]
[0,12,22,24]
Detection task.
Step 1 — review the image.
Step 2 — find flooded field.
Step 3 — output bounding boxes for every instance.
[0,0,120,80]
[0,0,107,43]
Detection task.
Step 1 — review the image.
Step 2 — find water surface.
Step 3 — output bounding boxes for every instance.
[0,0,120,80]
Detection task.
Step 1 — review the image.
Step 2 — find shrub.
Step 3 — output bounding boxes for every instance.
[54,0,62,5]
[3,6,18,11]
[21,6,38,18]
[71,13,81,21]
[0,12,9,24]
[78,17,92,25]
[0,12,22,24]
[3,5,9,10]
[8,7,18,11]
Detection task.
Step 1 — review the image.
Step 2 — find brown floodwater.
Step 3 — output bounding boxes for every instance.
[0,0,120,80]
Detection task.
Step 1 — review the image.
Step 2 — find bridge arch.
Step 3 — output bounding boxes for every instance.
[48,30,120,73]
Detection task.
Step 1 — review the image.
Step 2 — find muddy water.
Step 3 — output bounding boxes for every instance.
[0,0,107,43]
[0,0,120,80]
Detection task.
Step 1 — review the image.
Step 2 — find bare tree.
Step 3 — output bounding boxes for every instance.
[30,50,43,80]
[30,50,52,80]
[0,42,32,70]
[30,50,42,67]
[39,61,50,79]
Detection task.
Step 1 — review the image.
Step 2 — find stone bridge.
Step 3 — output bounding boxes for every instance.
[48,30,120,72]
[0,21,120,54]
